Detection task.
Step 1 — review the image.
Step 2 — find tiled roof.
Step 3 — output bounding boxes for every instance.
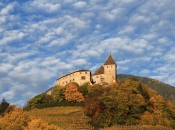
[104,54,116,65]
[93,66,104,75]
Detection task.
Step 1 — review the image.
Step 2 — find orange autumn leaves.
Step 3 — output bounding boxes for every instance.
[65,83,85,103]
[0,106,60,130]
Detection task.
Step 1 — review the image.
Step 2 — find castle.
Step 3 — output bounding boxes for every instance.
[56,54,117,86]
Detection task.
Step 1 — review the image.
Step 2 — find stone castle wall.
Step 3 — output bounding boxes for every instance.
[57,70,91,86]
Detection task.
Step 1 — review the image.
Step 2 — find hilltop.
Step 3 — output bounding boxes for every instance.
[83,78,175,128]
[117,74,175,103]
[21,77,175,129]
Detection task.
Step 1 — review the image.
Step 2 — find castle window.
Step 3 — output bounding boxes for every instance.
[111,65,112,68]
[85,72,87,74]
[108,71,111,73]
[81,76,85,80]
[80,72,81,74]
[96,76,98,78]
[107,66,108,68]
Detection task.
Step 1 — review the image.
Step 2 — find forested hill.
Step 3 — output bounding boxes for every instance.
[117,74,175,103]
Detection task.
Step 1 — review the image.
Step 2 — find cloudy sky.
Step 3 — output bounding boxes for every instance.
[0,0,175,106]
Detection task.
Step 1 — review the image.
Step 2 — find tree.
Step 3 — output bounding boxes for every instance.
[0,105,60,130]
[83,79,175,129]
[51,85,65,101]
[23,93,46,110]
[79,82,89,98]
[65,83,84,103]
[0,98,9,116]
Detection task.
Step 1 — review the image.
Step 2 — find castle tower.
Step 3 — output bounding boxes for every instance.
[103,54,117,83]
[92,54,117,84]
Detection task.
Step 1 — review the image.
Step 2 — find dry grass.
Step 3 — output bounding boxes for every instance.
[101,125,174,130]
[26,107,174,130]
[26,107,93,130]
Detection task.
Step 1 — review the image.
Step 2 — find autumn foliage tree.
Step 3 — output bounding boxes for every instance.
[0,105,60,130]
[83,79,175,129]
[65,82,85,103]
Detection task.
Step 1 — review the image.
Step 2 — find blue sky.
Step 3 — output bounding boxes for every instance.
[0,0,175,106]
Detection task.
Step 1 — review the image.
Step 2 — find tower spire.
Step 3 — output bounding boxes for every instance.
[104,54,116,65]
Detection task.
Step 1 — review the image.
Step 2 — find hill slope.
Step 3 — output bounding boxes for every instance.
[83,79,175,128]
[117,74,175,103]
[25,107,173,130]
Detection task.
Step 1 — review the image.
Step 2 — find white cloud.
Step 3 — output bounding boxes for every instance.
[55,27,63,35]
[142,33,157,40]
[82,50,100,58]
[6,51,36,63]
[158,37,168,44]
[118,66,129,72]
[0,63,13,74]
[118,59,131,65]
[31,1,61,13]
[1,91,15,100]
[140,69,150,75]
[98,12,116,21]
[0,16,6,24]
[118,26,135,34]
[73,1,87,9]
[71,59,87,66]
[1,31,25,45]
[0,0,175,107]
[122,0,137,4]
[0,3,14,15]
[164,47,175,63]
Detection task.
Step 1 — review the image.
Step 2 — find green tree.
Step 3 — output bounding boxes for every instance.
[79,82,90,98]
[51,85,65,101]
[0,98,10,116]
[23,93,46,110]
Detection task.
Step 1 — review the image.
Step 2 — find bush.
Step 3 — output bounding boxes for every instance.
[35,100,84,109]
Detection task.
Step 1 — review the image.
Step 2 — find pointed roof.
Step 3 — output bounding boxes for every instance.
[93,66,104,75]
[104,54,116,65]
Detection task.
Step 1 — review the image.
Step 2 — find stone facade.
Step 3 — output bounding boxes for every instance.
[92,54,117,84]
[56,69,92,86]
[56,54,117,86]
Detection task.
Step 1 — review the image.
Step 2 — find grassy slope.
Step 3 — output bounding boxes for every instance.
[26,107,173,130]
[117,74,175,103]
[26,107,93,130]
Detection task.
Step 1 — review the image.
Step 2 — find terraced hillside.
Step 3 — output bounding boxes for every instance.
[26,107,173,130]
